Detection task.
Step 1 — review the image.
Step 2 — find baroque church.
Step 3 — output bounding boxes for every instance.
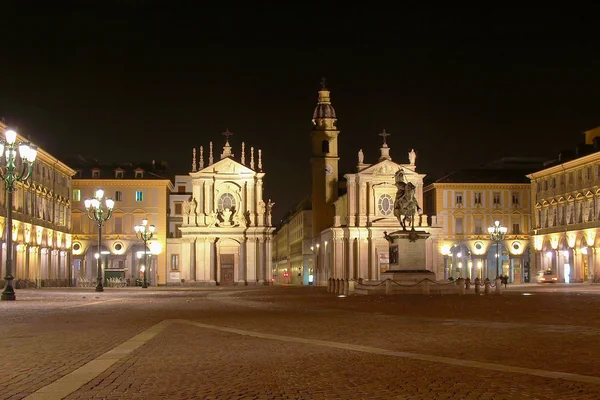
[309,84,442,286]
[167,132,275,286]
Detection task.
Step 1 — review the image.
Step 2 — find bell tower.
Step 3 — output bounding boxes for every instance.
[310,79,340,237]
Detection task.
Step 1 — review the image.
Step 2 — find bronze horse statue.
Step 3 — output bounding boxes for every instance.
[393,169,422,231]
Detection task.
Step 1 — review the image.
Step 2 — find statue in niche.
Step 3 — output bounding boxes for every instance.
[222,208,233,226]
[358,149,364,164]
[393,169,422,231]
[408,149,417,165]
[257,199,266,214]
[190,197,198,215]
[207,210,219,227]
[182,200,191,215]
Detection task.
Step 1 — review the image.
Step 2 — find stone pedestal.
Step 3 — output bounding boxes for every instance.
[382,229,435,282]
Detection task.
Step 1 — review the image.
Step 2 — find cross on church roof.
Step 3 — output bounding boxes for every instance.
[379,129,390,145]
[320,77,327,90]
[222,129,234,141]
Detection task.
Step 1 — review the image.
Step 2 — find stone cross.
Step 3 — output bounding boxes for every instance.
[379,129,390,145]
[222,128,234,141]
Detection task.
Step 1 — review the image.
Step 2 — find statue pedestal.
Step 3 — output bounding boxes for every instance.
[383,230,435,282]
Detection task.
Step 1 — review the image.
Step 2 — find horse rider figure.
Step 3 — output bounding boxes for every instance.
[393,169,422,231]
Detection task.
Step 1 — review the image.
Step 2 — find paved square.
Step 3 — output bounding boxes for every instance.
[1,284,600,399]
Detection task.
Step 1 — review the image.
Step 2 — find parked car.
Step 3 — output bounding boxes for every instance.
[537,269,558,283]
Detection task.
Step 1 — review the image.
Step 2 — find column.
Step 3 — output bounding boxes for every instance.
[256,179,263,227]
[347,178,356,226]
[182,240,192,282]
[257,238,266,284]
[357,182,367,226]
[265,238,273,284]
[347,237,355,280]
[358,238,369,281]
[188,239,195,282]
[247,182,255,226]
[334,238,344,279]
[367,182,375,223]
[203,181,210,215]
[237,238,247,285]
[246,238,257,282]
[209,238,217,282]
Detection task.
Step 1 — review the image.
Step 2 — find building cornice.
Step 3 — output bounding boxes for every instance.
[73,179,174,190]
[527,151,600,179]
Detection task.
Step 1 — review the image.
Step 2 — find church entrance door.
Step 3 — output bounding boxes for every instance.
[220,254,235,286]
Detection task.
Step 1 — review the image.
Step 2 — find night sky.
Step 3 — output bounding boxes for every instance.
[2,3,599,223]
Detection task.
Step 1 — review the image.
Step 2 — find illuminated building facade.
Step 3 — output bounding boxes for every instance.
[423,166,535,283]
[272,197,312,285]
[528,127,600,283]
[70,161,172,286]
[167,134,274,286]
[0,123,75,288]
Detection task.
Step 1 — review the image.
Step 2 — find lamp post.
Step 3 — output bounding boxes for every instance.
[84,189,114,292]
[134,218,155,288]
[0,129,37,301]
[488,220,507,278]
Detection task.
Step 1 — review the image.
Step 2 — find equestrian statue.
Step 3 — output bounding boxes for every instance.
[393,169,422,231]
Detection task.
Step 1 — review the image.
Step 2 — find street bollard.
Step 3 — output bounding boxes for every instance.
[456,278,465,295]
[327,278,333,293]
[347,280,355,295]
[484,278,491,295]
[334,279,339,294]
[495,277,503,295]
[465,277,471,291]
[422,279,430,295]
[385,279,392,295]
[474,277,481,294]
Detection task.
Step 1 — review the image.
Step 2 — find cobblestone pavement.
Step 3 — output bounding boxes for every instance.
[1,285,600,399]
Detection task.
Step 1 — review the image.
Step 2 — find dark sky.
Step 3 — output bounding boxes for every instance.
[1,3,599,223]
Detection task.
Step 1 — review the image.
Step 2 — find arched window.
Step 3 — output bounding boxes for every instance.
[218,193,236,211]
[321,140,329,154]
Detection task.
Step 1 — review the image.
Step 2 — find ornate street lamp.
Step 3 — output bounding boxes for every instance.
[487,220,508,278]
[0,129,37,301]
[134,218,155,288]
[84,189,114,292]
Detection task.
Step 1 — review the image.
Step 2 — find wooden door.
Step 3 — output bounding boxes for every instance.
[220,254,235,286]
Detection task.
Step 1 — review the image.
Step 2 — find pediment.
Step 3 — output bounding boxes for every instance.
[193,157,255,176]
[584,190,594,197]
[359,160,413,177]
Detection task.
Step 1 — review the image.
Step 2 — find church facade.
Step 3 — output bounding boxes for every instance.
[309,86,442,286]
[167,133,275,286]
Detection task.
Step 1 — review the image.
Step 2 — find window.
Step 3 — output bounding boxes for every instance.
[543,180,548,190]
[135,191,143,202]
[92,170,100,178]
[321,140,329,153]
[178,185,186,193]
[512,193,519,205]
[377,193,393,216]
[551,178,556,188]
[474,192,481,205]
[115,170,124,179]
[115,191,122,201]
[474,217,483,234]
[587,167,592,181]
[218,193,236,211]
[455,193,463,205]
[135,171,144,179]
[174,202,182,215]
[72,189,81,202]
[114,216,123,234]
[512,222,520,234]
[455,217,463,234]
[171,255,179,271]
[493,192,501,205]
